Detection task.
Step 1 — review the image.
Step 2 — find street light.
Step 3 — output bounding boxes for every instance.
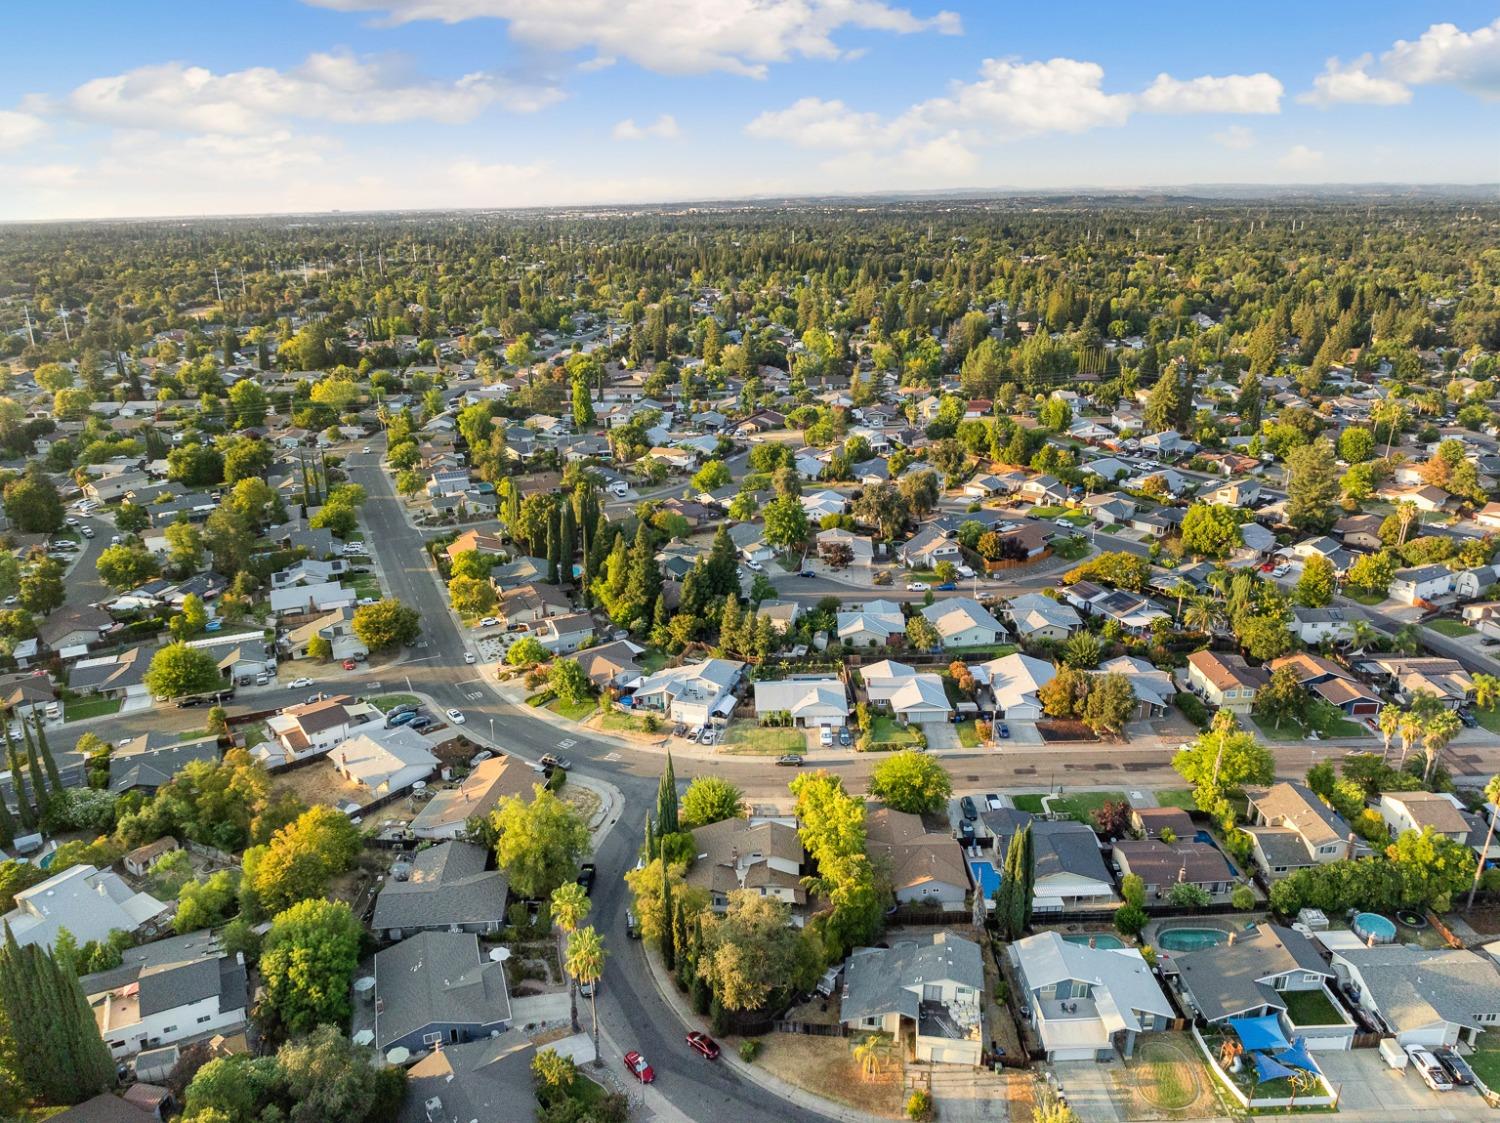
[489,716,495,744]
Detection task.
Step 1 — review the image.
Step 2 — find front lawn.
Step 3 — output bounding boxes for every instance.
[1468,1034,1500,1090]
[595,709,659,734]
[1155,789,1199,811]
[1253,701,1367,742]
[720,722,806,755]
[1427,618,1477,638]
[549,696,598,721]
[944,643,1019,658]
[868,715,921,746]
[344,572,382,600]
[1344,590,1387,606]
[956,720,982,748]
[1478,704,1500,735]
[1011,790,1128,822]
[370,693,420,712]
[1281,988,1345,1027]
[1051,536,1091,561]
[64,696,121,722]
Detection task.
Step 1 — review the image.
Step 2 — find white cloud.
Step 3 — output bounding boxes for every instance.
[1135,72,1282,114]
[612,114,680,140]
[1278,143,1324,172]
[1211,125,1255,150]
[304,0,961,77]
[745,97,887,149]
[1383,17,1500,93]
[54,51,559,135]
[0,109,45,151]
[1300,56,1412,106]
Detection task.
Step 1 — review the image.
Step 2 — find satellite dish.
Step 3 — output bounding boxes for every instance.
[385,1046,410,1065]
[352,1029,374,1046]
[489,947,511,962]
[354,976,376,994]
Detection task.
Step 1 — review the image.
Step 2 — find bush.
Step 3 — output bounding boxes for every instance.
[739,1039,761,1063]
[1230,884,1256,911]
[1114,903,1147,937]
[1174,691,1210,729]
[905,1089,933,1121]
[545,766,568,792]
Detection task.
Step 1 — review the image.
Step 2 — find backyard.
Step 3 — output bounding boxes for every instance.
[1011,790,1128,822]
[1426,618,1476,639]
[719,721,806,755]
[1280,988,1345,1027]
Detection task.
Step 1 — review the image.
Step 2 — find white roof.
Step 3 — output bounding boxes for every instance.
[921,597,1005,640]
[333,727,439,795]
[3,864,168,950]
[1014,931,1173,1037]
[753,677,849,718]
[975,652,1056,712]
[889,674,951,715]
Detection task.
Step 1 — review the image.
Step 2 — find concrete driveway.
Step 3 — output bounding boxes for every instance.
[1314,1050,1498,1120]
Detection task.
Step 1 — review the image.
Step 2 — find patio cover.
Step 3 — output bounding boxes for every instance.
[1252,1052,1298,1083]
[1228,1014,1290,1052]
[1274,1038,1318,1073]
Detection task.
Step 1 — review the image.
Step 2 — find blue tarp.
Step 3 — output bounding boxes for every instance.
[1275,1038,1319,1073]
[1252,1052,1298,1083]
[1228,1014,1290,1052]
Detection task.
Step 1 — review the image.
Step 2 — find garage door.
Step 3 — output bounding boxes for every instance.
[1300,1033,1352,1051]
[1048,1047,1097,1062]
[924,1042,979,1065]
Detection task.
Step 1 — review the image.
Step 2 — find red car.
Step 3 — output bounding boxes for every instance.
[685,1031,720,1060]
[342,659,358,670]
[623,1050,655,1084]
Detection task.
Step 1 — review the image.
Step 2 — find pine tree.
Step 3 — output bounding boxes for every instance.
[624,521,661,628]
[660,858,676,972]
[1015,823,1035,934]
[0,790,14,848]
[21,717,47,810]
[643,814,656,864]
[656,753,678,835]
[705,525,738,597]
[5,730,34,831]
[0,923,113,1104]
[558,501,576,579]
[34,715,61,791]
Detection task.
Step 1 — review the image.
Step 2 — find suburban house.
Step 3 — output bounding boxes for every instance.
[1168,924,1349,1049]
[919,598,1006,648]
[983,811,1115,911]
[3,864,169,950]
[1266,653,1381,718]
[332,726,440,801]
[1097,655,1175,720]
[268,580,354,617]
[410,756,535,840]
[372,931,512,1054]
[532,612,596,654]
[108,732,220,794]
[122,837,178,878]
[1331,945,1500,1049]
[444,529,508,565]
[630,658,744,727]
[1130,807,1195,841]
[900,526,963,569]
[840,933,984,1065]
[972,653,1056,721]
[837,600,906,646]
[1243,782,1358,881]
[572,640,645,691]
[68,647,151,701]
[729,522,775,565]
[1185,650,1269,714]
[399,1032,553,1123]
[1376,790,1481,847]
[1290,607,1359,646]
[371,842,509,941]
[1362,656,1473,709]
[284,605,368,662]
[1003,593,1082,641]
[1010,931,1173,1062]
[259,696,382,770]
[81,931,248,1059]
[865,807,971,909]
[756,674,852,728]
[817,527,876,568]
[1110,839,1237,899]
[861,661,952,725]
[683,818,808,922]
[496,582,572,627]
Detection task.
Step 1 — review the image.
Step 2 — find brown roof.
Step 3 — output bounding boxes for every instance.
[1113,839,1231,887]
[282,697,352,735]
[684,819,805,902]
[1132,807,1194,839]
[1268,652,1352,684]
[1249,782,1347,848]
[1187,650,1269,692]
[865,807,971,894]
[1311,677,1378,707]
[411,756,534,833]
[1382,790,1470,834]
[447,529,507,561]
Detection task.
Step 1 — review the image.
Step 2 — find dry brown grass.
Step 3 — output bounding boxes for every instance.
[561,784,601,823]
[270,759,370,810]
[755,1032,906,1118]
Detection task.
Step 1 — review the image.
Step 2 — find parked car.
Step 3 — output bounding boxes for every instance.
[80,526,94,538]
[357,596,378,606]
[1432,1046,1475,1087]
[997,722,1010,739]
[1054,518,1072,528]
[541,753,573,770]
[985,793,1003,811]
[935,582,957,591]
[838,726,851,746]
[959,796,978,821]
[906,581,929,592]
[699,727,717,745]
[288,677,313,688]
[623,1052,655,1084]
[362,446,372,454]
[445,708,466,725]
[576,863,597,893]
[746,560,764,572]
[685,1032,721,1060]
[1457,709,1478,728]
[464,652,476,664]
[673,723,687,738]
[387,710,419,727]
[799,569,816,578]
[1407,1047,1454,1092]
[342,659,358,670]
[958,820,975,844]
[819,727,834,747]
[626,910,640,939]
[776,753,805,766]
[409,716,435,732]
[478,616,499,628]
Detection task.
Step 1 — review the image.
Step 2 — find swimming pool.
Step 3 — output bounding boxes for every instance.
[1352,912,1397,944]
[1157,927,1229,952]
[1063,934,1125,950]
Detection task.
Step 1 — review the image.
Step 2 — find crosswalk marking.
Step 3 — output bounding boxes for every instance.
[557,738,576,749]
[465,690,483,700]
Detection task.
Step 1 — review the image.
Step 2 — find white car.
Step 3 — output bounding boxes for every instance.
[288,677,313,689]
[80,526,94,538]
[446,708,467,725]
[362,446,372,454]
[2,596,17,606]
[479,616,499,628]
[1407,1047,1454,1092]
[906,582,929,592]
[819,727,834,747]
[1054,518,1072,528]
[746,560,764,572]
[464,652,476,664]
[699,727,717,745]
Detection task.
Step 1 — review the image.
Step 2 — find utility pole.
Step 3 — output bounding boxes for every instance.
[22,305,34,347]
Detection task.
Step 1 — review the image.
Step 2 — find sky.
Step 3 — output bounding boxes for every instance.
[1,1,1498,220]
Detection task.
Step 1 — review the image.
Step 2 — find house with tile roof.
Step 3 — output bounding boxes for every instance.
[920,597,1006,649]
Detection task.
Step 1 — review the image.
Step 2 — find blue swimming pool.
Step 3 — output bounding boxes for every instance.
[1157,927,1230,952]
[1352,912,1397,944]
[1063,934,1125,950]
[970,861,1001,899]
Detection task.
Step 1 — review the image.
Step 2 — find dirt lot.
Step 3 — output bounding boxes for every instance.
[756,1032,906,1118]
[271,759,372,810]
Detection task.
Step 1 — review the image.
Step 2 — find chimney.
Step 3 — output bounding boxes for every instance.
[1346,832,1357,860]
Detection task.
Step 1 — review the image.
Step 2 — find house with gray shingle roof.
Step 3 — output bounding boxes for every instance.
[1332,945,1500,1049]
[841,933,984,1065]
[372,931,511,1053]
[371,842,508,940]
[1167,923,1343,1039]
[108,731,220,794]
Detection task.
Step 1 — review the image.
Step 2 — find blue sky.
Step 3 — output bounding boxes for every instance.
[1,2,1497,219]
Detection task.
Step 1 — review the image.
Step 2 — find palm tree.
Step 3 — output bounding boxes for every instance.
[1170,579,1194,623]
[1397,713,1422,766]
[1421,710,1463,785]
[1474,673,1500,713]
[1347,618,1380,653]
[1377,705,1401,763]
[550,881,591,1033]
[1391,624,1423,655]
[1183,595,1222,636]
[1468,775,1500,911]
[566,926,607,1067]
[852,1033,889,1079]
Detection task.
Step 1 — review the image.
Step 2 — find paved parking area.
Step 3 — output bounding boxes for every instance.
[1315,1050,1498,1119]
[997,720,1043,746]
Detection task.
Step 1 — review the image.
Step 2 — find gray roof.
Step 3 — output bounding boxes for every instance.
[1012,931,1173,1031]
[80,929,247,1018]
[1335,945,1500,1033]
[986,817,1112,886]
[373,931,511,1050]
[841,933,983,1025]
[371,842,508,932]
[400,1031,539,1123]
[108,733,220,793]
[1172,923,1330,1023]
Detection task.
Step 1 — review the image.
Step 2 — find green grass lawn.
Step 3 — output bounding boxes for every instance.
[1280,987,1345,1027]
[944,643,1019,658]
[548,697,597,721]
[345,572,382,599]
[596,709,658,734]
[370,693,420,712]
[1344,589,1387,606]
[719,722,806,755]
[956,720,981,748]
[1254,701,1367,742]
[1051,537,1091,561]
[638,647,670,674]
[1011,790,1127,822]
[868,714,921,746]
[1468,1035,1500,1090]
[1478,704,1500,735]
[64,696,121,722]
[1427,618,1477,638]
[1154,789,1199,810]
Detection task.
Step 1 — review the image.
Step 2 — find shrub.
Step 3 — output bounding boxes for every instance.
[1174,691,1210,729]
[1114,903,1147,937]
[739,1039,761,1063]
[545,766,568,792]
[905,1090,933,1121]
[1230,884,1256,911]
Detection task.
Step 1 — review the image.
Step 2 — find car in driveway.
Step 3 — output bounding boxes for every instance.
[906,581,929,592]
[1407,1046,1454,1092]
[1432,1046,1475,1087]
[387,710,419,727]
[478,616,499,628]
[288,677,313,688]
[342,659,358,670]
[997,722,1010,739]
[445,708,466,725]
[776,753,804,766]
[746,560,764,572]
[959,796,978,821]
[985,793,1003,811]
[686,1031,721,1060]
[819,727,834,747]
[838,726,851,746]
[699,727,717,745]
[623,1051,655,1084]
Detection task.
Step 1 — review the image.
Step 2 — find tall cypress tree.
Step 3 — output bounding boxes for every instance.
[21,718,47,810]
[5,730,34,831]
[656,752,678,835]
[1017,823,1035,933]
[0,788,14,848]
[0,923,113,1105]
[34,716,61,791]
[660,859,676,972]
[643,814,656,864]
